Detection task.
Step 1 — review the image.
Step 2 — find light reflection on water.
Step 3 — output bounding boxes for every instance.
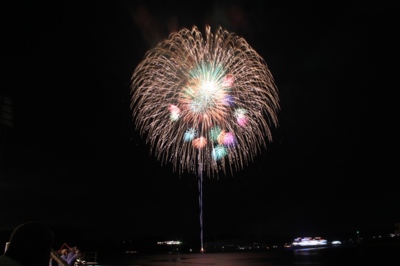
[96,246,400,266]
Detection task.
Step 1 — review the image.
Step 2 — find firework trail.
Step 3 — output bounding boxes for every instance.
[131,25,279,251]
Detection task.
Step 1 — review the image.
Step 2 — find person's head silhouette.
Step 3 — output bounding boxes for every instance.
[3,221,54,266]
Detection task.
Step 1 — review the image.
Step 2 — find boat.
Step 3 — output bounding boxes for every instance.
[290,237,328,248]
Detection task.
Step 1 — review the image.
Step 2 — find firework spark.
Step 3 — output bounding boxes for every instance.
[131,25,279,177]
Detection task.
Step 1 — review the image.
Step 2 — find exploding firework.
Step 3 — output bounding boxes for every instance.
[131,25,280,252]
[130,25,279,178]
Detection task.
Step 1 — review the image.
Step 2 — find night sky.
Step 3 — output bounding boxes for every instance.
[1,0,399,248]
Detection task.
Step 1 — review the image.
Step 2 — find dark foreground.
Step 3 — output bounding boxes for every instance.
[96,246,400,266]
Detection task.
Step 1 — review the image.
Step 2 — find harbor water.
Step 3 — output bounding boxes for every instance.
[95,245,400,265]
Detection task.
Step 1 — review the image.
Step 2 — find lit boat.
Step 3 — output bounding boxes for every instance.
[291,237,328,247]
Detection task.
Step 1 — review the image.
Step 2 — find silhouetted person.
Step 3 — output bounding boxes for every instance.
[58,249,69,266]
[63,246,84,266]
[0,221,54,266]
[65,247,77,265]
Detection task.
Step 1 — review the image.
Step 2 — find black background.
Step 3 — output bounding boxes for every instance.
[1,0,398,249]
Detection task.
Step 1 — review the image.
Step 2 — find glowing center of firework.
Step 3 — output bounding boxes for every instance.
[178,63,233,127]
[190,80,219,113]
[202,80,217,94]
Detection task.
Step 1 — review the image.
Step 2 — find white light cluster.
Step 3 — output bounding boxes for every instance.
[157,240,182,245]
[292,237,327,246]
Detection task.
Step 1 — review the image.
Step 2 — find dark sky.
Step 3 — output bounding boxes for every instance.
[1,0,399,248]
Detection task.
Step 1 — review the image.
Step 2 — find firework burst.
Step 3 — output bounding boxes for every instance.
[130,25,279,178]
